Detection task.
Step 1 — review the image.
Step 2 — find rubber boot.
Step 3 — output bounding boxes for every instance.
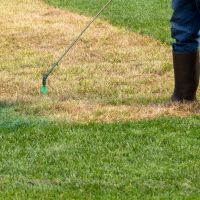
[171,51,200,102]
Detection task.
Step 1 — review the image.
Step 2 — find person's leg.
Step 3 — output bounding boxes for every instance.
[171,0,200,101]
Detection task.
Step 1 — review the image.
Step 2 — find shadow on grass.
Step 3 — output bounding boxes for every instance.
[104,96,169,106]
[0,101,13,108]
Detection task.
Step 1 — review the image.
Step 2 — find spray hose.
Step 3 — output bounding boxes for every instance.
[41,0,113,94]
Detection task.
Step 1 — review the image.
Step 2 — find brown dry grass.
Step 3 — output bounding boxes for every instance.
[0,0,199,122]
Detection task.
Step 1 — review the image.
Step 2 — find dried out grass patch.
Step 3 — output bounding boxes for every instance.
[0,0,199,122]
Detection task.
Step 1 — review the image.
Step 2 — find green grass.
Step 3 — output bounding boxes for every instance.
[1,106,200,199]
[44,0,172,43]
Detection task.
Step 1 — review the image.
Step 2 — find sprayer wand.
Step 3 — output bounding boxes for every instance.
[41,0,113,94]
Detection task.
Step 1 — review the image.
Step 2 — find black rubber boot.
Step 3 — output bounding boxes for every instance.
[171,51,200,102]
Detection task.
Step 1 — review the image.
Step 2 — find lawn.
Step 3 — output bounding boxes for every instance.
[0,0,200,199]
[1,107,200,199]
[45,0,172,43]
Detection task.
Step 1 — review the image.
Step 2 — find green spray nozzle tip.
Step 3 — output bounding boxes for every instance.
[41,74,47,94]
[41,85,47,95]
[41,75,48,95]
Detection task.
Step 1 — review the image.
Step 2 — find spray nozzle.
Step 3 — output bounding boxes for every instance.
[41,74,47,95]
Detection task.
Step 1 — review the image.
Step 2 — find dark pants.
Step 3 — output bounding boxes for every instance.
[171,0,200,52]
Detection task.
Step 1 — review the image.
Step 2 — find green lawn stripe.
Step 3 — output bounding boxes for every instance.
[44,0,172,44]
[1,108,200,199]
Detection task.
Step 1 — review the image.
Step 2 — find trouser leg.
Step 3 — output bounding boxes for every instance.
[171,0,200,101]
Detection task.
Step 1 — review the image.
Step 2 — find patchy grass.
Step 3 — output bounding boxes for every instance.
[45,0,172,43]
[0,0,199,122]
[1,1,200,199]
[1,108,200,199]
